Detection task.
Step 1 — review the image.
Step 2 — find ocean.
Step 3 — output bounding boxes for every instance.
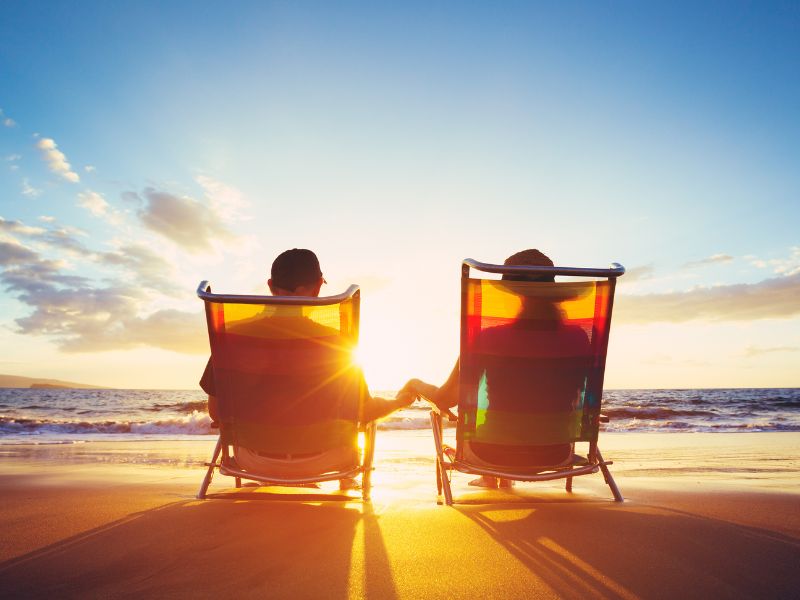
[1,387,798,444]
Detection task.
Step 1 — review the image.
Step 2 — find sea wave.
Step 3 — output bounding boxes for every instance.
[603,407,719,419]
[146,400,208,414]
[1,386,799,440]
[0,411,215,436]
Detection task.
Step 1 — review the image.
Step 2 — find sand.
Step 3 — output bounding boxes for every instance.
[1,432,799,598]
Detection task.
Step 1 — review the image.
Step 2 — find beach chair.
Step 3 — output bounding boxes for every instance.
[430,259,625,505]
[196,282,376,501]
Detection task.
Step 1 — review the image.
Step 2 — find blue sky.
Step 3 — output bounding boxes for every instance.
[1,1,798,389]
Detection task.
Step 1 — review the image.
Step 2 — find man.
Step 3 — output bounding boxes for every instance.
[200,248,416,488]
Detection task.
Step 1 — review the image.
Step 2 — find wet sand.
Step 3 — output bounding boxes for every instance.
[1,432,799,598]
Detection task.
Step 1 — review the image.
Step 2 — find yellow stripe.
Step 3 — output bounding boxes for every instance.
[468,279,601,321]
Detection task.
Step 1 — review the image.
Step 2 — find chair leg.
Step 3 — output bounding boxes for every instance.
[361,421,377,503]
[565,476,573,493]
[595,447,623,502]
[235,477,241,488]
[197,437,222,499]
[439,458,453,506]
[430,411,453,506]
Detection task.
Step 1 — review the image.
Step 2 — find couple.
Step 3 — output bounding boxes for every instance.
[200,246,560,489]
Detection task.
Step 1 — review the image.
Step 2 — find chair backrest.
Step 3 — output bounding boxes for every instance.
[457,260,623,466]
[198,283,365,456]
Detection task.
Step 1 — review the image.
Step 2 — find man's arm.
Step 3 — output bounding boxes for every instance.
[361,387,416,423]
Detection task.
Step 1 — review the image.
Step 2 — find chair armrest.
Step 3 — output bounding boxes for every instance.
[426,400,457,422]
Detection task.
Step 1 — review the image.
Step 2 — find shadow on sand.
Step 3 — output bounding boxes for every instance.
[0,488,398,599]
[455,494,800,599]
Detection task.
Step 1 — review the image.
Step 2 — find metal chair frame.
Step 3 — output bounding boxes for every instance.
[430,259,625,505]
[196,281,376,501]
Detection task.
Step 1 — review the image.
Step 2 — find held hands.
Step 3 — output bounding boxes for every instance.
[395,380,421,407]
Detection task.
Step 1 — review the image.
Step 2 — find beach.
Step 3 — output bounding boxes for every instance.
[1,431,799,598]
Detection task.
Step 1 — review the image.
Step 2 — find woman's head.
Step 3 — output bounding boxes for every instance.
[502,249,555,282]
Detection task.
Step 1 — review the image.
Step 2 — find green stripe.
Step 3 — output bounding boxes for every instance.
[463,409,583,445]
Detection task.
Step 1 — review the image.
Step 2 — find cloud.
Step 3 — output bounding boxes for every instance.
[2,217,173,288]
[35,137,80,183]
[0,240,40,266]
[6,154,21,162]
[744,248,800,276]
[615,272,800,323]
[38,215,55,223]
[683,253,733,269]
[21,178,42,198]
[98,244,178,293]
[138,187,234,252]
[125,309,208,354]
[0,217,46,237]
[40,227,93,256]
[744,346,800,358]
[77,190,109,217]
[121,191,143,206]
[619,264,654,283]
[0,108,16,128]
[84,165,96,173]
[196,175,249,222]
[0,227,206,354]
[2,217,92,257]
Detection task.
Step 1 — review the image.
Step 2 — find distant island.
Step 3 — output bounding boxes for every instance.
[0,374,107,389]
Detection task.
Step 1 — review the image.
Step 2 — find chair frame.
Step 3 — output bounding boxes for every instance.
[430,259,625,505]
[196,281,376,501]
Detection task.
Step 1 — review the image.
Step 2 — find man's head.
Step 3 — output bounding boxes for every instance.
[502,249,555,283]
[268,248,326,296]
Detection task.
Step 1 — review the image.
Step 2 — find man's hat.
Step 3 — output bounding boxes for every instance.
[271,248,324,291]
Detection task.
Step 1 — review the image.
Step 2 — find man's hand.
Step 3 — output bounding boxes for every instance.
[395,380,420,407]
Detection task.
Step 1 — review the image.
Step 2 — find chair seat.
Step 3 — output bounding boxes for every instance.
[233,445,359,479]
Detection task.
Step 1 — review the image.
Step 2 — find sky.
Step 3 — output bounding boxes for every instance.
[0,1,798,390]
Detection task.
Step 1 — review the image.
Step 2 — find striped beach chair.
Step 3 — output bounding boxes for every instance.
[196,282,376,501]
[430,259,625,505]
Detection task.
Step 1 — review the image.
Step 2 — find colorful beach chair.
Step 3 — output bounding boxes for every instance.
[196,282,376,501]
[430,259,625,505]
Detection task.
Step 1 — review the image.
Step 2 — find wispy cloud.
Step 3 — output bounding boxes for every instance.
[21,178,42,198]
[745,247,800,276]
[98,244,179,293]
[0,108,16,128]
[683,253,733,269]
[619,264,654,283]
[744,345,800,358]
[0,217,46,237]
[196,175,249,222]
[615,272,800,323]
[36,137,80,183]
[84,165,96,173]
[6,154,21,172]
[77,190,109,217]
[138,187,235,252]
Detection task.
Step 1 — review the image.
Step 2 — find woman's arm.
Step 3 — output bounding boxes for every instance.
[408,359,460,410]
